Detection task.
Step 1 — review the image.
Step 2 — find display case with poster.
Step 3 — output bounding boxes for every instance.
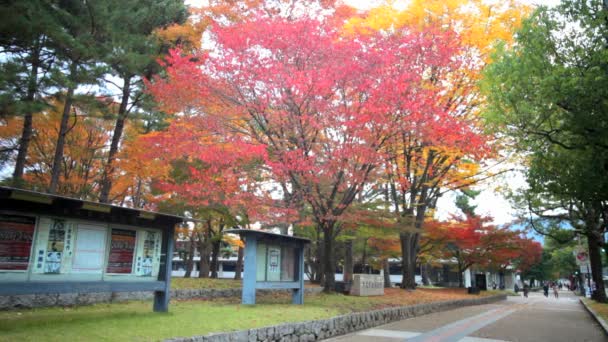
[0,214,36,271]
[31,218,75,274]
[44,219,65,274]
[254,243,295,282]
[135,230,161,277]
[224,229,309,305]
[0,186,183,312]
[106,229,136,274]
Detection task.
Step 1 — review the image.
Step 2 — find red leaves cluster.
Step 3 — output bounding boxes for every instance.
[147,15,477,225]
[421,214,541,271]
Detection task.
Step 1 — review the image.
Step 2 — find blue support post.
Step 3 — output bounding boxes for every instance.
[154,225,174,312]
[292,245,305,304]
[242,234,257,305]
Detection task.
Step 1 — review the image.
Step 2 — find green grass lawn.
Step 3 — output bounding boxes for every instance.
[0,288,502,342]
[583,298,608,322]
[0,298,340,342]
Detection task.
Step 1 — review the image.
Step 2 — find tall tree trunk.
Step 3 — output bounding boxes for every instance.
[13,39,42,185]
[361,238,368,273]
[457,262,464,288]
[421,263,430,286]
[99,75,132,203]
[132,178,143,208]
[234,246,243,280]
[383,259,391,288]
[322,221,335,293]
[210,239,221,278]
[184,237,195,278]
[198,239,210,278]
[49,63,77,194]
[588,232,607,302]
[399,231,419,289]
[343,239,353,284]
[313,230,323,283]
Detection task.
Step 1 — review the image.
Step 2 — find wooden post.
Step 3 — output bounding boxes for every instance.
[292,244,305,304]
[154,224,174,312]
[242,234,257,305]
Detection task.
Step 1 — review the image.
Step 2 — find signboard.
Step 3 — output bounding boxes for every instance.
[266,246,281,281]
[254,243,296,282]
[72,225,106,273]
[0,215,36,270]
[45,219,65,273]
[575,247,589,266]
[136,230,161,277]
[350,274,384,296]
[106,229,136,274]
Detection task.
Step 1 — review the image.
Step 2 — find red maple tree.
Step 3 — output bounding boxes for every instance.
[148,15,462,291]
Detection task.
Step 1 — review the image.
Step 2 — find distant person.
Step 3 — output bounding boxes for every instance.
[492,282,497,290]
[543,283,549,297]
[523,284,529,298]
[514,284,519,293]
[553,284,559,298]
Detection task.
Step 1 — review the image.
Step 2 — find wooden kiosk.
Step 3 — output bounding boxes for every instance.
[225,229,309,305]
[0,186,184,312]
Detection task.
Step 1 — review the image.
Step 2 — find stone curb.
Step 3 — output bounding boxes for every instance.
[580,297,608,336]
[165,294,507,342]
[0,287,324,310]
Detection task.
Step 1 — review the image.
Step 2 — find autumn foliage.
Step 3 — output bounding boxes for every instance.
[420,214,541,287]
[147,14,473,290]
[0,1,537,288]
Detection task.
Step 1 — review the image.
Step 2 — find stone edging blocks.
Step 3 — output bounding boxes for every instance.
[580,298,608,336]
[165,294,507,342]
[0,287,324,310]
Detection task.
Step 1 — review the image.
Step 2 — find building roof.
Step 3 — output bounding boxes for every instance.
[224,229,310,244]
[0,186,186,229]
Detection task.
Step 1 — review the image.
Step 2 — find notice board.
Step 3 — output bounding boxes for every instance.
[0,214,36,270]
[107,229,136,273]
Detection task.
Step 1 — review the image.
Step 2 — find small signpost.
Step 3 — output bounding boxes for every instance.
[225,229,309,305]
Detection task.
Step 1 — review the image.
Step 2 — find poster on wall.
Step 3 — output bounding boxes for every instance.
[141,231,156,276]
[0,215,36,270]
[106,229,136,274]
[44,219,65,273]
[266,245,281,281]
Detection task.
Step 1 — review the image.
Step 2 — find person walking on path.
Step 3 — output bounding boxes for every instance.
[523,284,529,298]
[553,284,559,298]
[543,283,549,297]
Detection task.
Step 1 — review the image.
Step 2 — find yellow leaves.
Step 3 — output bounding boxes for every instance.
[343,4,406,36]
[154,7,211,52]
[344,0,531,63]
[222,234,244,248]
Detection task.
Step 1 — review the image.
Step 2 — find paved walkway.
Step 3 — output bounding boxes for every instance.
[324,291,606,342]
